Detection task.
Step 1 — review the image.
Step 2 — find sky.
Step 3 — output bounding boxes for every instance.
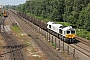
[0,0,26,5]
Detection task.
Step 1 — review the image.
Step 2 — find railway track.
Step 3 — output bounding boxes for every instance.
[70,44,90,57]
[1,32,25,60]
[9,10,65,60]
[76,36,90,46]
[0,16,26,60]
[74,43,90,53]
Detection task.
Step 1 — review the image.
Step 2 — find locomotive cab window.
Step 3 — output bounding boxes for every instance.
[59,29,62,34]
[71,30,75,34]
[49,25,51,28]
[67,31,70,34]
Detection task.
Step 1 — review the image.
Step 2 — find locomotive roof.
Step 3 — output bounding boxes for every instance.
[47,21,55,24]
[59,26,66,28]
[68,28,75,31]
[47,21,62,27]
[52,24,63,28]
[47,21,62,26]
[62,26,75,31]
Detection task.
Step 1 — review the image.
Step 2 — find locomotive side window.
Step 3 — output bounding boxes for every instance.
[49,25,51,28]
[64,31,66,34]
[59,29,62,34]
[67,31,70,34]
[71,30,75,34]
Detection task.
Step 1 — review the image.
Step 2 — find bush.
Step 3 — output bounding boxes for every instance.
[83,31,88,34]
[28,34,31,37]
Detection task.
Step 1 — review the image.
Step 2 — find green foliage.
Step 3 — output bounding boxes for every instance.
[59,22,71,26]
[76,29,90,40]
[16,0,64,21]
[27,13,50,22]
[64,0,90,29]
[52,43,56,48]
[0,9,3,17]
[28,34,31,37]
[11,25,20,34]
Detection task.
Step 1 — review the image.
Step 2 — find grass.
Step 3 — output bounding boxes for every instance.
[52,43,56,48]
[28,34,31,37]
[11,25,21,34]
[11,25,31,46]
[11,25,25,38]
[76,29,90,40]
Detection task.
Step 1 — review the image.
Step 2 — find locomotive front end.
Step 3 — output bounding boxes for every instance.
[3,10,8,17]
[66,30,76,39]
[63,26,76,43]
[66,34,76,39]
